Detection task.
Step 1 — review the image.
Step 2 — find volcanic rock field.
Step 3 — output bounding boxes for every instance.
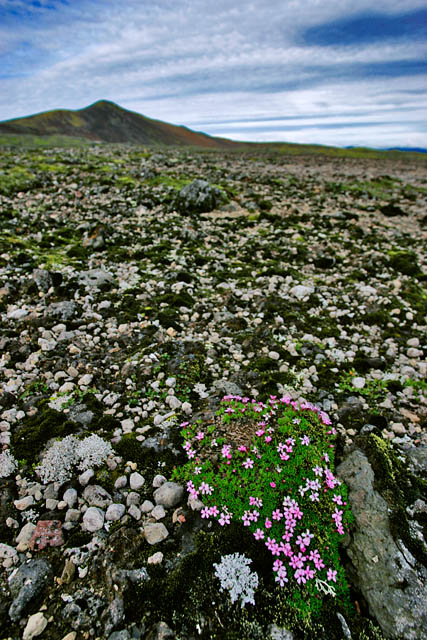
[0,144,426,640]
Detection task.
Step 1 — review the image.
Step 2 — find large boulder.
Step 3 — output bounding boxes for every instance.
[337,444,427,639]
[175,179,224,214]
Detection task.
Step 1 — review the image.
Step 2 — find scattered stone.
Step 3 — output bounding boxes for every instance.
[29,520,64,551]
[153,482,184,508]
[147,551,164,565]
[151,505,166,520]
[82,507,105,532]
[106,504,126,521]
[8,558,52,621]
[23,612,48,640]
[83,484,113,508]
[144,523,169,545]
[129,471,145,490]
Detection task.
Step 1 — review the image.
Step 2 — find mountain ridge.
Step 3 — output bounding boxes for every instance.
[0,100,237,148]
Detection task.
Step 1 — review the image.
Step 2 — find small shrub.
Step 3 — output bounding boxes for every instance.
[213,553,259,607]
[174,394,353,616]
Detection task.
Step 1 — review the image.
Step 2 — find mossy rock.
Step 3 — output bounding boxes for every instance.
[356,433,427,566]
[388,250,420,276]
[11,405,78,464]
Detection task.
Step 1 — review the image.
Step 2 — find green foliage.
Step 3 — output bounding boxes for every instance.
[173,396,353,619]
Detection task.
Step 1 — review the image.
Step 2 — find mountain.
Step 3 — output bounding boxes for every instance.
[0,100,237,148]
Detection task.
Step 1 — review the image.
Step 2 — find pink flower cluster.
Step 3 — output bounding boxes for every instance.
[332,507,345,535]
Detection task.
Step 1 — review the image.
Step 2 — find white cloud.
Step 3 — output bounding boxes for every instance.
[0,0,426,147]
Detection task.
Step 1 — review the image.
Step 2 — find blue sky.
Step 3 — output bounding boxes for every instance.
[0,0,426,148]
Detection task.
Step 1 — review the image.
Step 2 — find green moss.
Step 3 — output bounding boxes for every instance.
[11,404,78,464]
[388,250,420,276]
[358,433,427,566]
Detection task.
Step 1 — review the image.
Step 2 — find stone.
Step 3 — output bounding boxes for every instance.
[352,376,366,389]
[129,471,145,490]
[63,488,78,508]
[176,179,224,214]
[14,495,34,510]
[108,632,130,640]
[268,624,294,640]
[152,474,167,488]
[78,469,95,486]
[140,500,154,513]
[16,522,37,547]
[146,621,175,639]
[106,503,126,521]
[147,551,164,565]
[114,475,127,489]
[65,509,81,522]
[126,491,140,506]
[78,373,93,386]
[45,301,77,322]
[78,269,116,288]
[151,505,166,520]
[82,506,105,532]
[0,542,17,561]
[144,523,169,545]
[128,504,141,521]
[290,284,313,300]
[8,558,52,621]
[29,520,64,550]
[337,449,427,639]
[83,484,112,508]
[153,482,184,508]
[23,612,48,640]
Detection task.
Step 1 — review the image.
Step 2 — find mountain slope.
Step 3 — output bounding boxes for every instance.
[0,100,237,148]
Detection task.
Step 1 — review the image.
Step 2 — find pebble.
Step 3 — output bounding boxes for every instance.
[83,507,105,532]
[151,505,166,520]
[106,504,126,521]
[14,495,35,510]
[78,469,95,486]
[352,376,366,390]
[114,475,127,489]
[140,500,155,513]
[128,504,141,520]
[153,474,167,488]
[129,471,145,490]
[83,485,112,508]
[153,482,184,508]
[63,488,78,508]
[78,373,93,386]
[147,551,164,565]
[144,522,169,545]
[23,612,48,640]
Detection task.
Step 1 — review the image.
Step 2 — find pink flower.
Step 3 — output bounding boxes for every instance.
[289,552,306,570]
[221,444,232,459]
[272,509,282,521]
[238,445,247,452]
[313,465,323,476]
[265,435,272,443]
[249,496,263,508]
[199,482,213,495]
[333,494,343,505]
[196,431,205,440]
[300,435,310,446]
[294,568,307,584]
[269,481,276,488]
[254,528,265,540]
[242,458,254,469]
[255,429,265,437]
[265,518,272,529]
[218,512,231,526]
[201,507,210,519]
[327,568,337,582]
[209,505,219,517]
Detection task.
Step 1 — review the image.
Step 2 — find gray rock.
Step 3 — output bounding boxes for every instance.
[152,475,166,488]
[129,472,145,490]
[82,506,105,532]
[176,179,224,214]
[78,469,95,486]
[144,523,169,545]
[109,632,131,640]
[78,269,116,288]
[45,301,77,322]
[104,596,125,636]
[337,449,427,639]
[146,621,174,639]
[268,624,294,640]
[8,558,52,621]
[151,505,166,520]
[126,491,140,507]
[83,484,112,508]
[63,488,78,508]
[106,504,126,521]
[153,482,184,508]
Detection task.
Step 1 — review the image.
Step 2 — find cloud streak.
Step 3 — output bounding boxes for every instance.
[0,0,426,148]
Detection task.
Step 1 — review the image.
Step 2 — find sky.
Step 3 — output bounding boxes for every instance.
[0,0,426,148]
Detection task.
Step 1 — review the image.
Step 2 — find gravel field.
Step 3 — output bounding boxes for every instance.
[0,145,426,640]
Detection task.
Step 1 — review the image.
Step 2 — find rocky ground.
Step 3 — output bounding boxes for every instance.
[0,144,426,640]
